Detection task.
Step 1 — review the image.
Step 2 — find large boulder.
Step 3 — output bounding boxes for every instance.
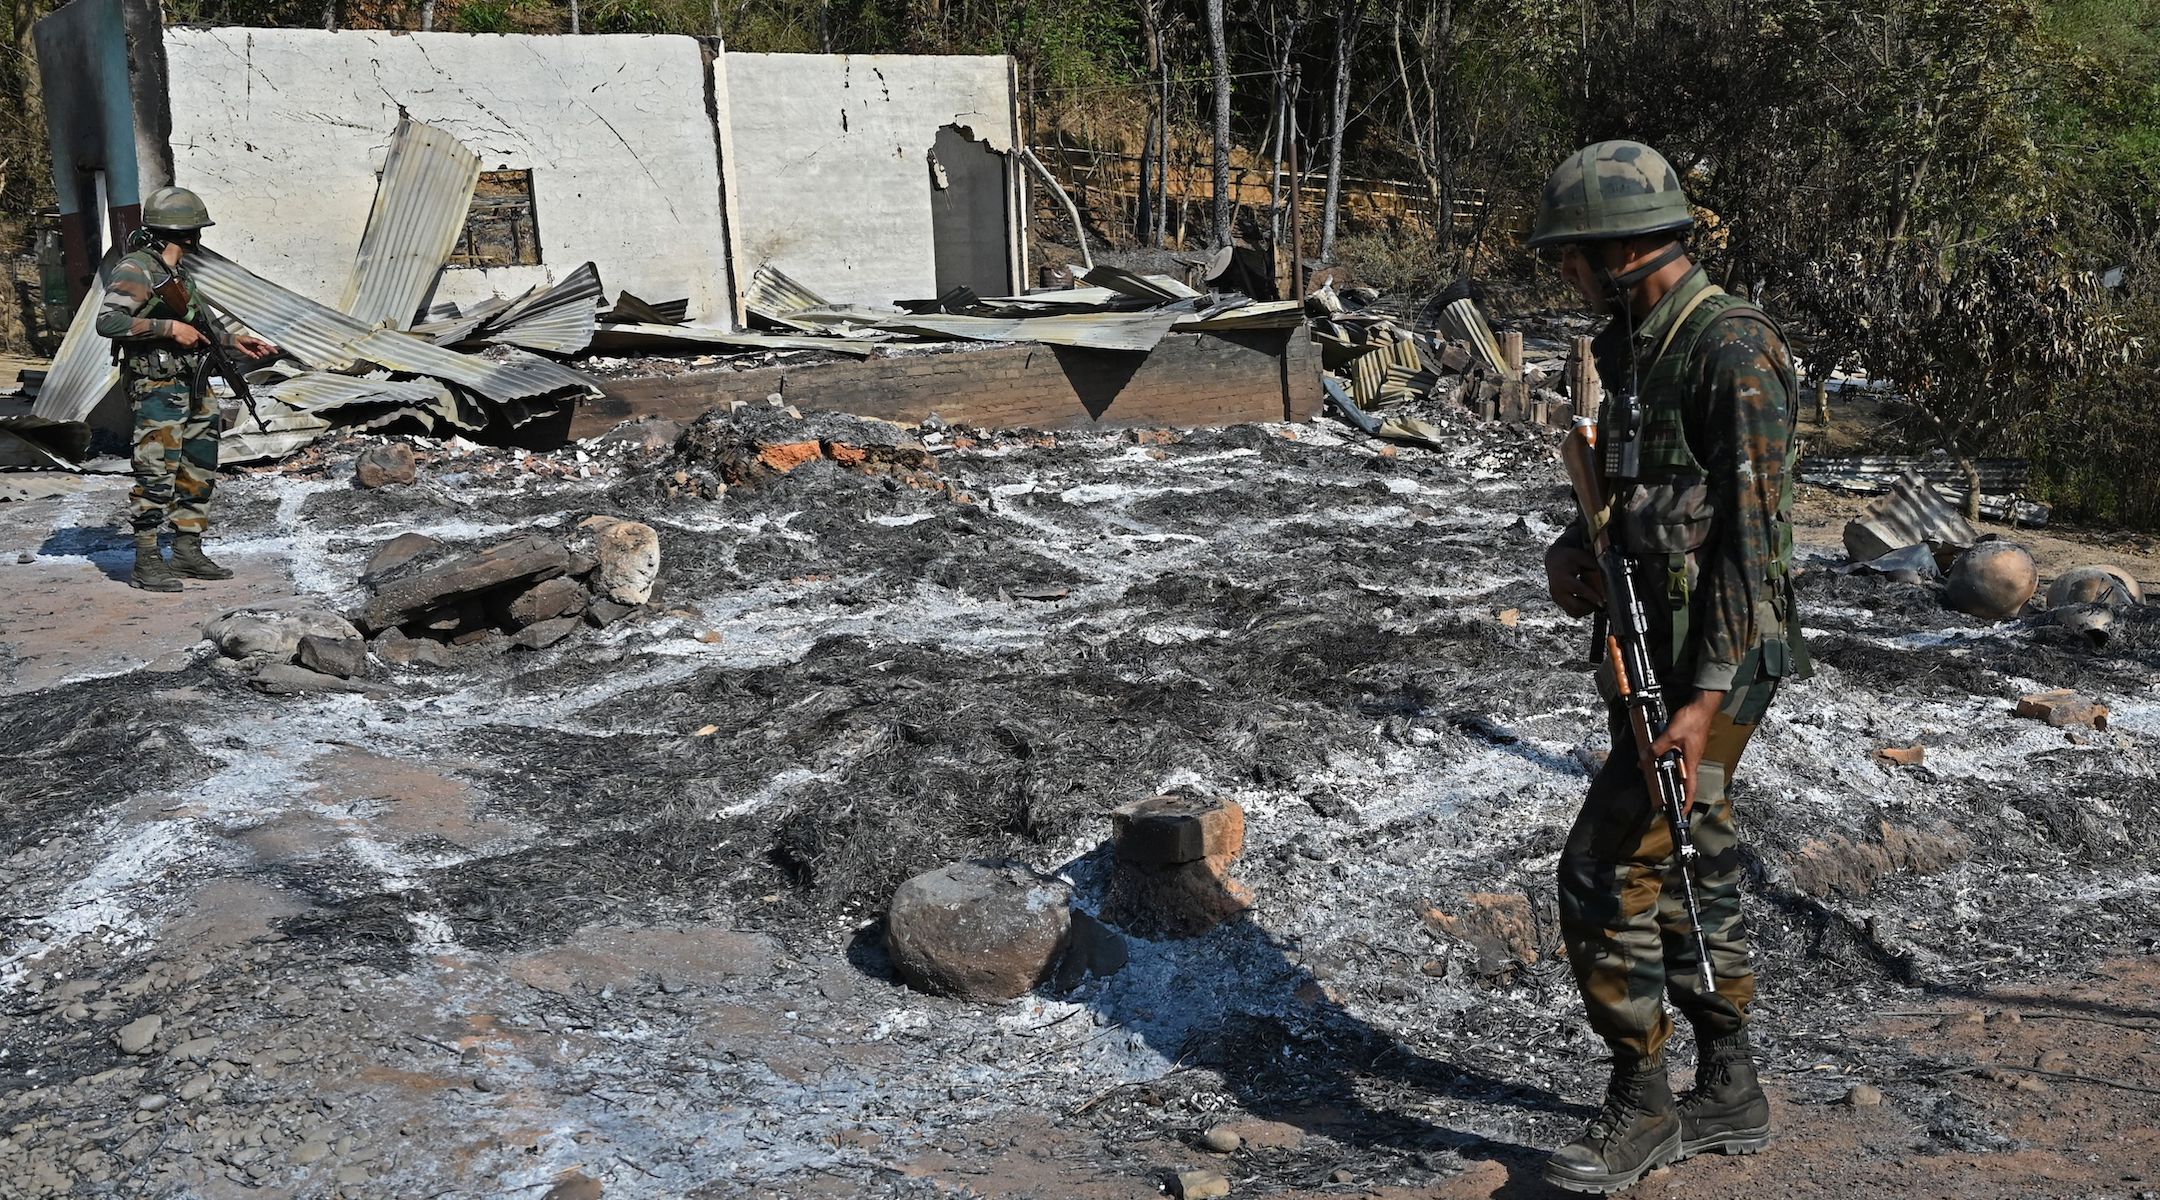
[886,861,1072,1001]
[1944,541,2037,622]
[202,607,363,664]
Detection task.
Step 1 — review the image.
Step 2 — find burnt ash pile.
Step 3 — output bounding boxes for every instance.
[0,408,2155,1197]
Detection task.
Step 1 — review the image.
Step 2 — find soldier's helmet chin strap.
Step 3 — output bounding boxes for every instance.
[1586,236,1687,483]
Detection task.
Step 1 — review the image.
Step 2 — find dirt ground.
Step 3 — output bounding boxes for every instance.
[0,405,2154,1200]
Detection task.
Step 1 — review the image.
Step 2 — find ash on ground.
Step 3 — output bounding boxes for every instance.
[1,409,2155,1199]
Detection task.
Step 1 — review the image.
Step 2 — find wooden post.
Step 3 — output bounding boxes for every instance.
[1500,330,1524,379]
[1566,335,1600,423]
[1287,66,1305,300]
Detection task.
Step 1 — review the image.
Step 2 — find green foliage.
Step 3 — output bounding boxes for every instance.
[455,0,519,32]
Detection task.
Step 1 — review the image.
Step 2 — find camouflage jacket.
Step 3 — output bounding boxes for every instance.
[1563,266,1801,696]
[93,248,235,355]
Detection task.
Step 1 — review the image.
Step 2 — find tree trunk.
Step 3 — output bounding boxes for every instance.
[1140,0,1162,247]
[421,0,436,29]
[1320,0,1356,261]
[321,0,338,30]
[1814,374,1830,427]
[1206,0,1232,249]
[569,0,580,32]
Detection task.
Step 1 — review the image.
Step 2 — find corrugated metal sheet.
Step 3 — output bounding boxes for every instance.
[603,292,690,325]
[340,117,482,330]
[746,264,829,323]
[30,279,119,425]
[188,249,599,418]
[475,261,603,354]
[413,294,514,346]
[590,322,881,358]
[785,305,1190,353]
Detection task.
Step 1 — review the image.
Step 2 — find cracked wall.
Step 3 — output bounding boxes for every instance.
[161,29,734,324]
[718,53,1023,309]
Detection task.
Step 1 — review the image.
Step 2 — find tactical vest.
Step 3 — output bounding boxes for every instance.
[1597,285,1811,706]
[111,250,206,382]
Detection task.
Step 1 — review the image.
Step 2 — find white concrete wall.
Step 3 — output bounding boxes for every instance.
[719,53,1020,308]
[163,29,734,325]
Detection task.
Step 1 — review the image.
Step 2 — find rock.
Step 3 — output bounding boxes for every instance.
[202,607,362,664]
[1844,1083,1883,1107]
[144,640,216,674]
[501,576,589,629]
[114,1016,161,1056]
[294,635,365,679]
[290,1141,330,1165]
[1786,822,1967,899]
[885,861,1072,1001]
[1423,892,1548,974]
[1052,910,1129,991]
[360,535,572,633]
[1174,1168,1231,1199]
[372,629,451,669]
[2015,689,2109,730]
[250,664,375,696]
[361,533,444,584]
[543,1174,606,1200]
[354,443,418,488]
[586,519,661,605]
[1111,794,1245,865]
[2047,564,2144,608]
[585,599,635,628]
[509,616,580,651]
[1873,744,1926,767]
[1944,541,2037,621]
[1199,1125,1243,1153]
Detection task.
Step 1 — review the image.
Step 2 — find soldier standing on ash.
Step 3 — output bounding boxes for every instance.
[1529,141,1810,1194]
[94,185,279,593]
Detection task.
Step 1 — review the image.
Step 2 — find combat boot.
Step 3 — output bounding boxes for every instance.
[130,533,182,593]
[1543,1054,1681,1194]
[1678,1030,1772,1157]
[168,532,234,580]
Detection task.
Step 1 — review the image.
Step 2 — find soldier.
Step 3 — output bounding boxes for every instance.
[1529,141,1809,1193]
[95,185,278,592]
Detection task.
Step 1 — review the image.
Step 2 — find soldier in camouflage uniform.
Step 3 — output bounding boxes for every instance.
[95,186,278,592]
[1529,141,1809,1193]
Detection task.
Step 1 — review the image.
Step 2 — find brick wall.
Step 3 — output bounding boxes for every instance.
[573,326,1323,439]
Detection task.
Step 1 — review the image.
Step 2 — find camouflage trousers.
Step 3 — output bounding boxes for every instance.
[1557,685,1775,1061]
[129,377,220,535]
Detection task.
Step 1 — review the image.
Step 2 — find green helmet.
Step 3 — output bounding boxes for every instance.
[1526,141,1691,248]
[143,185,215,232]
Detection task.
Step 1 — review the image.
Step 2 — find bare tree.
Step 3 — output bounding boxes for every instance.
[569,0,581,33]
[1206,0,1232,248]
[1318,0,1358,260]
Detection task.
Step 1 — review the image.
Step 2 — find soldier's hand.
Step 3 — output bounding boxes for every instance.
[234,335,278,359]
[1647,689,1725,815]
[167,322,207,349]
[1545,543,1605,617]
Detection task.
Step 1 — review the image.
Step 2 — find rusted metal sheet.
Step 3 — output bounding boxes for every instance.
[341,117,482,331]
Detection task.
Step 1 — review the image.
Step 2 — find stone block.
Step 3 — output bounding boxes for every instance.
[1111,794,1245,865]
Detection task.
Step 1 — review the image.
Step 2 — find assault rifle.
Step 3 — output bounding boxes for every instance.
[1558,416,1716,993]
[152,275,267,433]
